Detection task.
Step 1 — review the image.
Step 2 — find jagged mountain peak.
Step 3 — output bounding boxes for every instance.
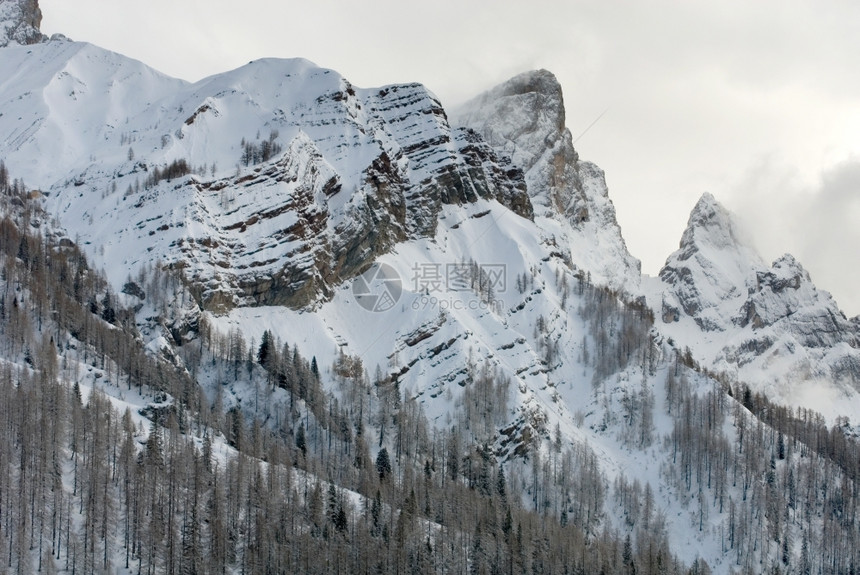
[452,69,564,173]
[0,0,45,47]
[740,252,857,346]
[654,192,860,395]
[676,192,755,258]
[659,193,764,328]
[454,69,641,293]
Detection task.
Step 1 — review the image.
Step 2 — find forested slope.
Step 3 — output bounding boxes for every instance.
[0,165,687,575]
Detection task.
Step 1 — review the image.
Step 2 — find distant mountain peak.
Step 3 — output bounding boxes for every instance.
[659,193,764,327]
[656,192,860,388]
[0,0,45,47]
[677,192,752,258]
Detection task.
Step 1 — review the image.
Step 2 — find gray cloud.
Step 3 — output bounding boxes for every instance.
[731,158,860,317]
[791,162,860,317]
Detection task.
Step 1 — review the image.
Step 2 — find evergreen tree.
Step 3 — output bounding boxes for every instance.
[376,447,392,481]
[257,329,273,370]
[295,424,307,457]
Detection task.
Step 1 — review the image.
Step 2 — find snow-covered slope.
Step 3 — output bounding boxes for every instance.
[0,39,188,177]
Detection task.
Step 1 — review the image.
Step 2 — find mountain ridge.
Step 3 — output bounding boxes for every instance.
[1,22,856,413]
[0,40,536,310]
[2,7,860,571]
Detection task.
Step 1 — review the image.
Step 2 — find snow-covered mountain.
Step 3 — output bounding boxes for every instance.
[649,192,860,419]
[2,6,860,571]
[0,38,536,310]
[0,30,654,452]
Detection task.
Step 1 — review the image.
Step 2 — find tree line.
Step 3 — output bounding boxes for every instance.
[0,166,692,573]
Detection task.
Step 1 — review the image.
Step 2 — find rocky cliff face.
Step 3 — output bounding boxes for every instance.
[0,0,45,47]
[453,70,641,293]
[174,75,534,310]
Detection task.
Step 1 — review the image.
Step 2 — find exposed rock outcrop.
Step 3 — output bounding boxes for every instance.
[0,0,45,47]
[454,70,641,293]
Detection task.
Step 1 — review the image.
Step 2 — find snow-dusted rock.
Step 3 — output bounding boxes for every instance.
[454,69,641,294]
[659,192,765,329]
[0,0,45,47]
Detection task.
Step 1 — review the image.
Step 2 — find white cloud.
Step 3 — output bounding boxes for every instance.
[731,157,860,317]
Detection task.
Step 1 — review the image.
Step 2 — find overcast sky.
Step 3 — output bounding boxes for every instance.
[40,0,860,316]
